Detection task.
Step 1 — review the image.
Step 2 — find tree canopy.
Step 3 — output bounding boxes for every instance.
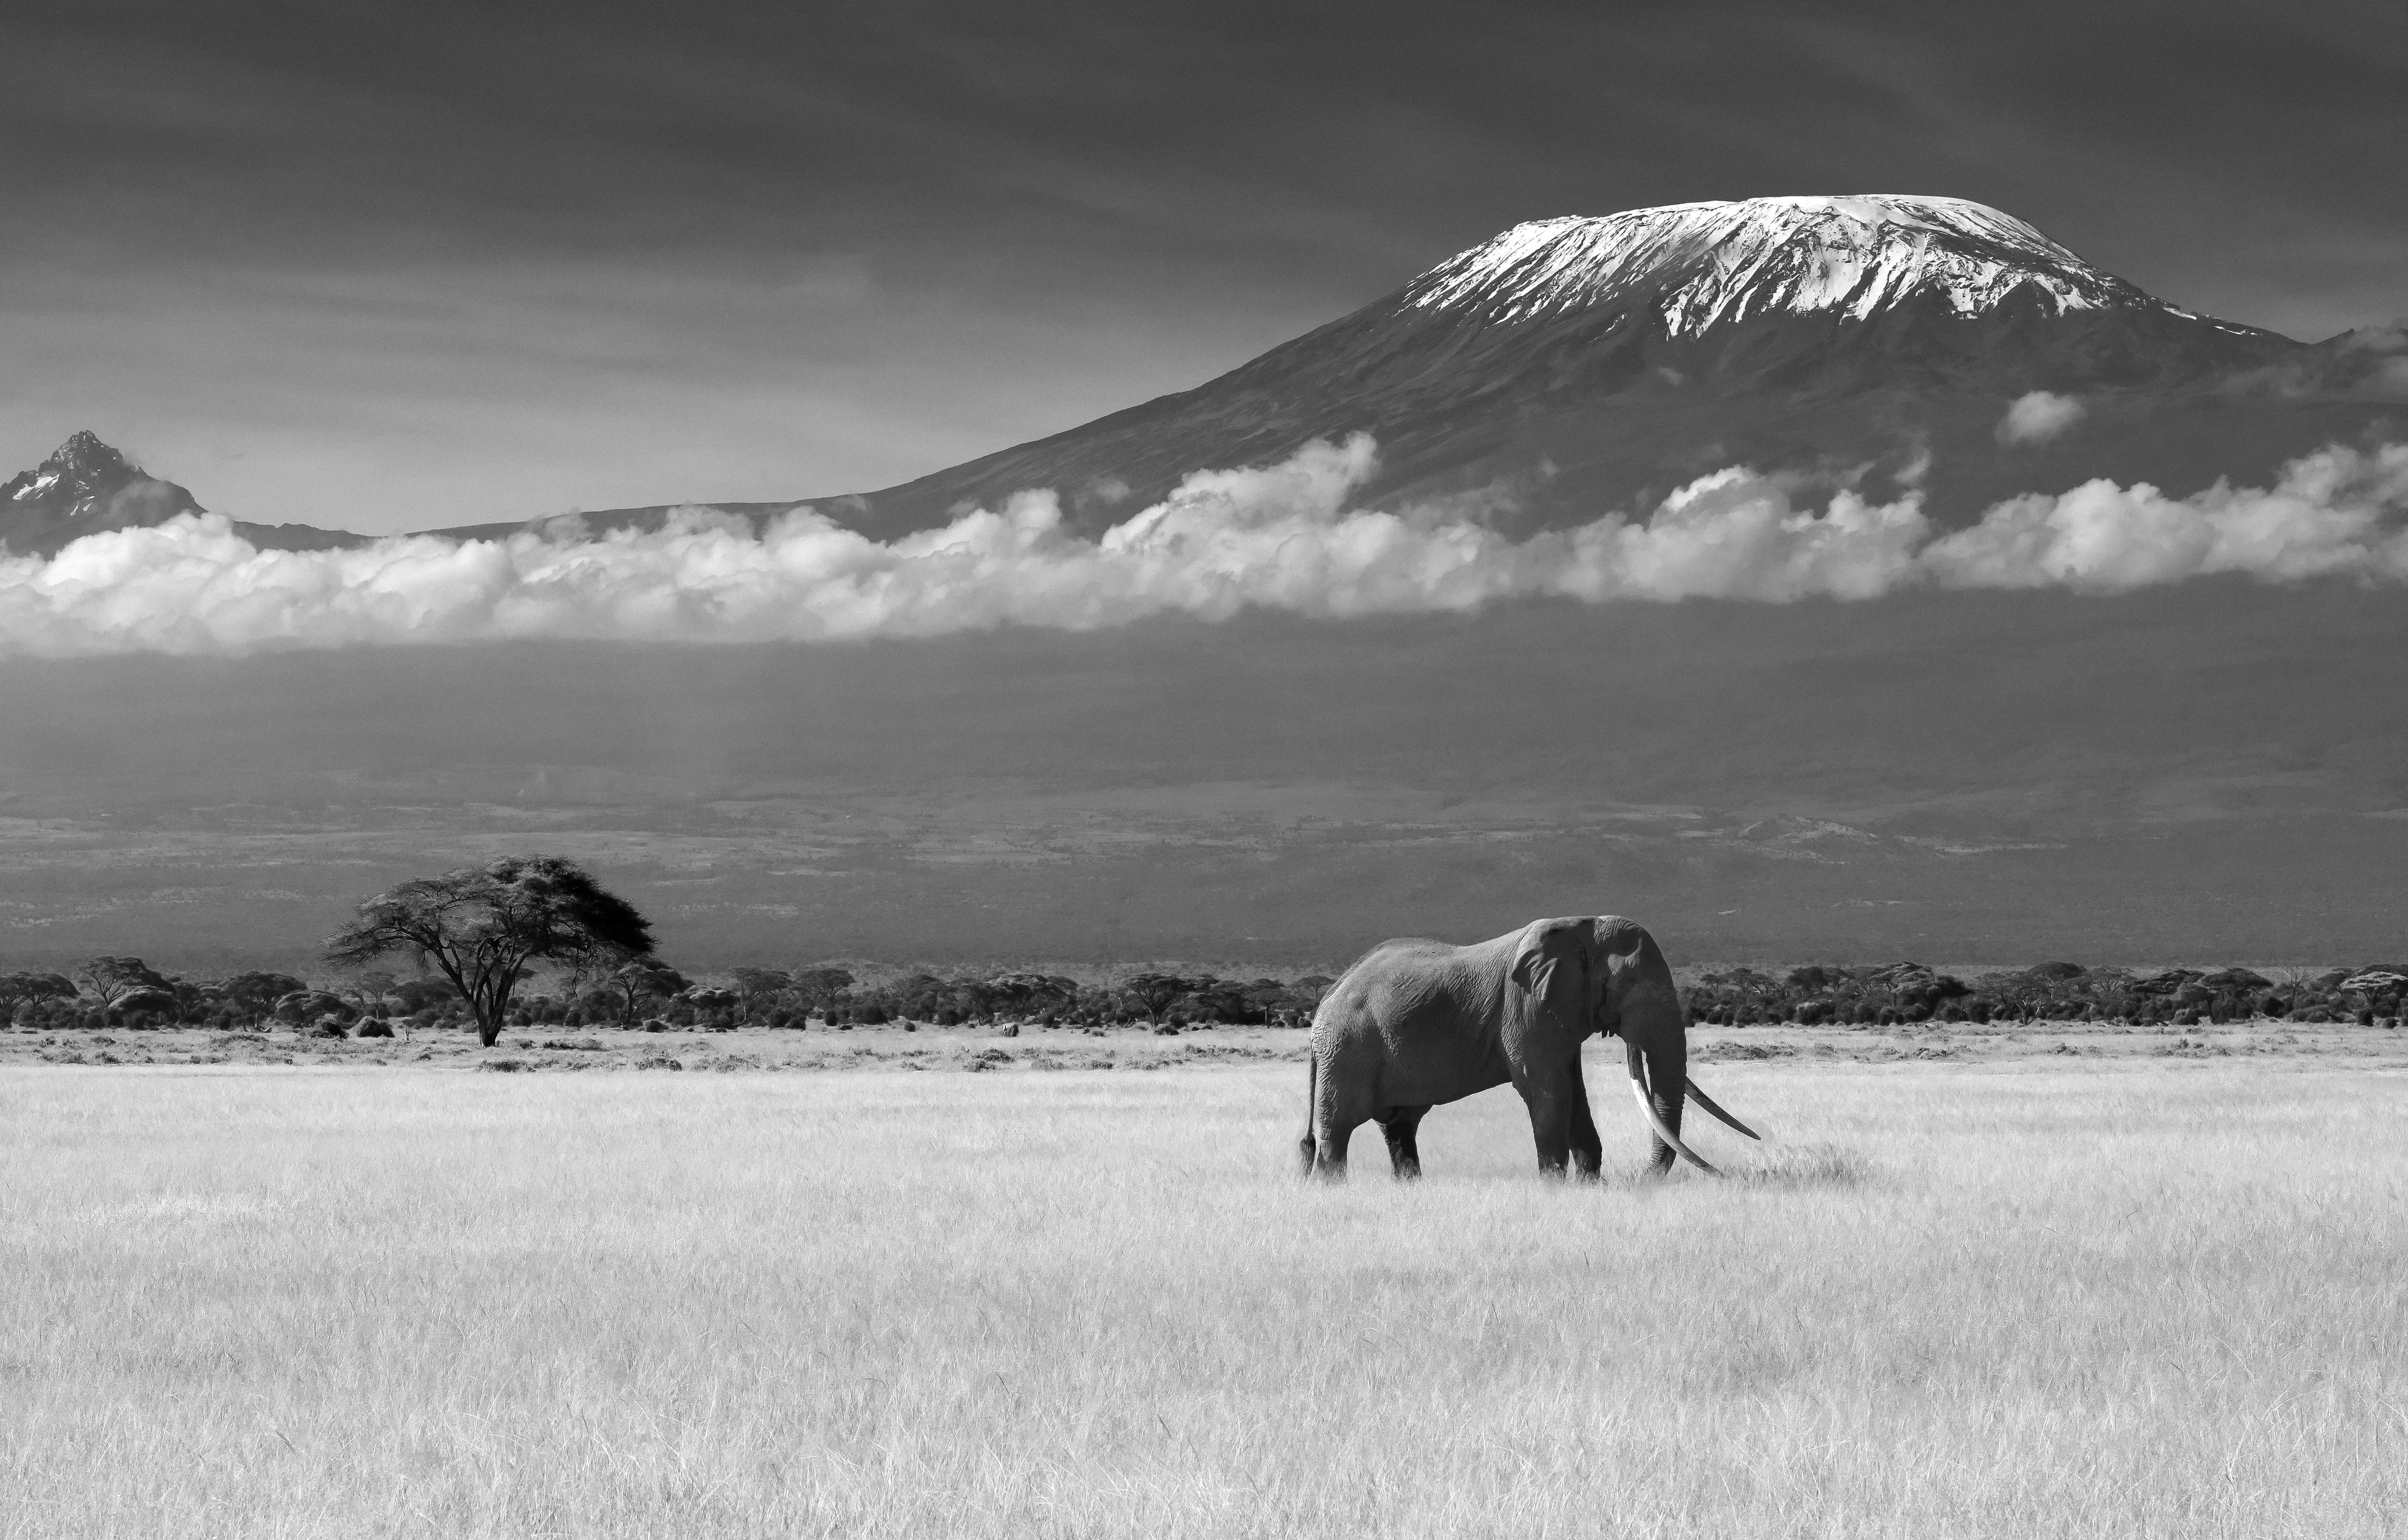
[1,972,78,1009]
[325,855,654,1046]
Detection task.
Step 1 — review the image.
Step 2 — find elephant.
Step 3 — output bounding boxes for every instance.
[1298,915,1759,1179]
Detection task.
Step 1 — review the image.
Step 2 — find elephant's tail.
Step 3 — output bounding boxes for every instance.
[1297,1049,1318,1177]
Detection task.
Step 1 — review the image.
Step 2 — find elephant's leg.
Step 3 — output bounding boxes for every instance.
[1378,1105,1431,1180]
[1513,1063,1580,1177]
[1566,1060,1604,1181]
[1312,1120,1357,1179]
[1311,1046,1380,1180]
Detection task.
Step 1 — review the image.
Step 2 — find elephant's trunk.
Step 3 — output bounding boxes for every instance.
[1626,1036,1718,1176]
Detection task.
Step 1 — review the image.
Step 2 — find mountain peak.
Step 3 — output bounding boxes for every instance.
[10,430,151,515]
[1400,194,2182,335]
[42,430,136,478]
[1,431,206,555]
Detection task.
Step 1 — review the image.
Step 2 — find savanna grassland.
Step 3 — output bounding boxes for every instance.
[5,1047,2406,1538]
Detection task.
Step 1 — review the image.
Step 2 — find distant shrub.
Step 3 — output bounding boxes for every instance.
[355,1018,395,1038]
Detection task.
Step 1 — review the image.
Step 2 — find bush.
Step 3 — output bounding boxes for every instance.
[354,1018,395,1038]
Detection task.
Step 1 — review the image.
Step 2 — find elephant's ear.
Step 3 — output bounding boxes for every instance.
[1510,920,1576,1023]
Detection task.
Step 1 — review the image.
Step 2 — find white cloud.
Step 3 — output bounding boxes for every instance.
[2,436,2406,657]
[1922,443,2408,591]
[1996,390,2086,445]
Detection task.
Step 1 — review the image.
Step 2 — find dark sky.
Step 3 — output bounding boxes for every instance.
[2,0,2402,533]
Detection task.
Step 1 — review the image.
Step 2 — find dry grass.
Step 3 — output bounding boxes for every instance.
[4,1053,2405,1538]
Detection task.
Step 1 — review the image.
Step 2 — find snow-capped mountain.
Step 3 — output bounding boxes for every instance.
[10,198,2397,557]
[1406,197,2215,332]
[817,194,2383,540]
[1401,195,2250,334]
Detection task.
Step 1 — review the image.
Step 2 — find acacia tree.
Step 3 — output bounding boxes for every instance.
[325,856,654,1047]
[76,956,173,1007]
[607,958,689,1025]
[729,968,791,1001]
[1122,973,1205,1025]
[220,971,307,1019]
[1,971,78,1025]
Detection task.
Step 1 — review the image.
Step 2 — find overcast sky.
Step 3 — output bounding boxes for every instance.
[2,0,2402,534]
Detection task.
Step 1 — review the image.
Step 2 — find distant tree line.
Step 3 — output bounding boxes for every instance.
[0,958,1335,1035]
[10,852,2402,1039]
[1684,961,2408,1028]
[20,953,2406,1037]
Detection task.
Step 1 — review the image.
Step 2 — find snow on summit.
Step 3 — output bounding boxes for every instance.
[1404,194,2180,333]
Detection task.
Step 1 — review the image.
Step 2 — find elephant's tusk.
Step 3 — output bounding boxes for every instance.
[1625,1041,1720,1175]
[1685,1078,1762,1141]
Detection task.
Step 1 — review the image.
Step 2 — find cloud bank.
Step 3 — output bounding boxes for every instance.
[3,436,2406,656]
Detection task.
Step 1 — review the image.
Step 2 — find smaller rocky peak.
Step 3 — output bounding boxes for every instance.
[1,431,206,551]
[52,429,129,469]
[9,431,144,508]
